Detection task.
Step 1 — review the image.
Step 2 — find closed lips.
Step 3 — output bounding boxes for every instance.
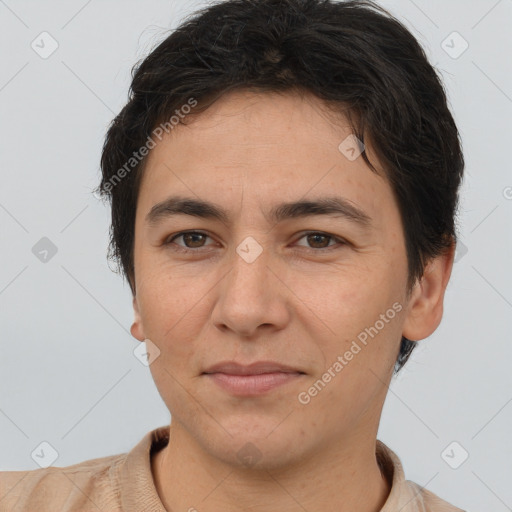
[202,361,305,375]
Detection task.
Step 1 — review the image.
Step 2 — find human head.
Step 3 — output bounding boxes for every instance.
[96,0,464,375]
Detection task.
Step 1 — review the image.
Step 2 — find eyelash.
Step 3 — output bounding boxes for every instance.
[164,231,348,254]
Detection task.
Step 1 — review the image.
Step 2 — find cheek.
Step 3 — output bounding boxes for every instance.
[299,259,403,376]
[136,269,207,360]
[299,259,396,330]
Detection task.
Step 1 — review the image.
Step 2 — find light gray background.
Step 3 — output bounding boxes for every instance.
[0,0,511,510]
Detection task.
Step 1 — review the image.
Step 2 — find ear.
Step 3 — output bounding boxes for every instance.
[402,241,455,342]
[130,295,146,341]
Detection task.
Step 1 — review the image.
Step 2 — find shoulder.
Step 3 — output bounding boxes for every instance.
[376,440,466,512]
[0,452,127,512]
[404,480,466,512]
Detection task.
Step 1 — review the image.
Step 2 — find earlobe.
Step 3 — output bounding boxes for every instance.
[130,295,146,341]
[401,242,455,342]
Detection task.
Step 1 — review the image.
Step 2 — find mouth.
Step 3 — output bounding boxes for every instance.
[202,361,306,396]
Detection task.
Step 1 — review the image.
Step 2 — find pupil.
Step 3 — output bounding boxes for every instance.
[186,233,204,247]
[310,234,328,248]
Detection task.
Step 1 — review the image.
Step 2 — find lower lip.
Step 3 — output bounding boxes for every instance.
[204,372,303,396]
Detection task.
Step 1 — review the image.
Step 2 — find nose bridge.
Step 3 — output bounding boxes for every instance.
[211,234,285,335]
[229,234,271,297]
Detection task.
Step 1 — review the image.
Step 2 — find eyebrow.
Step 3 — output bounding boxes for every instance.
[145,195,373,229]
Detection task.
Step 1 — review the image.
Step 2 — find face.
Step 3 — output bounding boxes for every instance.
[131,89,418,470]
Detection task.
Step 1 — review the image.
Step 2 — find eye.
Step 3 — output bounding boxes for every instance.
[294,231,347,251]
[164,230,347,253]
[165,231,215,252]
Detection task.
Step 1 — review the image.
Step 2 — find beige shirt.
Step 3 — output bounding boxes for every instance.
[0,425,465,511]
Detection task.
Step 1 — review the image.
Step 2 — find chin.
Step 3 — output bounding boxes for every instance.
[202,422,309,471]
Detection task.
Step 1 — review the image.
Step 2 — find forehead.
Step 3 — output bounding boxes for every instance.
[136,89,394,230]
[167,89,351,146]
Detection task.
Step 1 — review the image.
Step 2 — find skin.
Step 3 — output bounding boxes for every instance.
[130,89,455,512]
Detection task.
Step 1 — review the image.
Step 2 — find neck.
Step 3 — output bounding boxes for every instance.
[151,422,391,512]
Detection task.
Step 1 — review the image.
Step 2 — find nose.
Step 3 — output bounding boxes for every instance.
[210,242,290,338]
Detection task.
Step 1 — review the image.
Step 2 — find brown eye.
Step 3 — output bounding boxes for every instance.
[180,232,207,248]
[165,231,214,252]
[305,233,332,248]
[295,232,346,250]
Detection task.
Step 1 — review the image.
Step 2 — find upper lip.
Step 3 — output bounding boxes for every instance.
[203,361,305,375]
